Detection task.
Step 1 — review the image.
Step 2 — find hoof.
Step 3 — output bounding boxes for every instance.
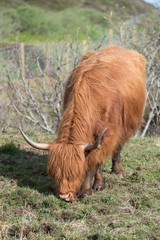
[117,172,125,178]
[77,189,92,199]
[111,168,125,178]
[93,181,105,192]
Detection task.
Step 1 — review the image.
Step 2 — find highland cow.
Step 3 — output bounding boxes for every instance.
[20,45,146,201]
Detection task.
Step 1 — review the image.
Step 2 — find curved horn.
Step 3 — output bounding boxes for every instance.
[82,128,108,151]
[19,128,50,150]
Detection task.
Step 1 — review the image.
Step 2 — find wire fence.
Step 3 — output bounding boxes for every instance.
[0,28,147,78]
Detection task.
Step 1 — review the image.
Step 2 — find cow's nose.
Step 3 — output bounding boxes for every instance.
[59,192,76,202]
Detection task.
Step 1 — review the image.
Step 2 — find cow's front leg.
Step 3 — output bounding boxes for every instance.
[111,146,125,178]
[77,171,93,198]
[93,164,105,192]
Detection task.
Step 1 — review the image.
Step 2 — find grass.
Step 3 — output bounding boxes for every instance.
[0,129,160,239]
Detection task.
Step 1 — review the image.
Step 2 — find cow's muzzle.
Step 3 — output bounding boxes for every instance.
[59,192,76,202]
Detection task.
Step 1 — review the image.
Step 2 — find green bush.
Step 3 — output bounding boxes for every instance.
[17,5,56,35]
[0,5,108,41]
[0,8,19,38]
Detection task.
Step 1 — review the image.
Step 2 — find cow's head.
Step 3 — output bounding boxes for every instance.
[19,128,107,201]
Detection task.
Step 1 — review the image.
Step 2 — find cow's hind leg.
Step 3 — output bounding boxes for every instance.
[93,164,105,192]
[111,146,125,178]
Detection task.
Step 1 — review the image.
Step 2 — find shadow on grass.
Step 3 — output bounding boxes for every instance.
[0,142,57,196]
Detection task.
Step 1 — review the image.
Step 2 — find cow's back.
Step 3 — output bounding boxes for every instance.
[62,46,146,146]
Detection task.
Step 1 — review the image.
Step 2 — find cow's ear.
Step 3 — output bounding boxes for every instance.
[81,128,108,151]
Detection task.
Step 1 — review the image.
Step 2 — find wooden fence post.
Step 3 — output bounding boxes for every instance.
[82,40,87,54]
[132,29,136,44]
[20,43,25,79]
[109,29,113,45]
[65,41,70,72]
[45,41,49,76]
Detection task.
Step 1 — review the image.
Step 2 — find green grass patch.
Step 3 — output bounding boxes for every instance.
[0,142,19,155]
[0,130,160,239]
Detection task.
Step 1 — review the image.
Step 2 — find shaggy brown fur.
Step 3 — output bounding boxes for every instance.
[47,45,146,199]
